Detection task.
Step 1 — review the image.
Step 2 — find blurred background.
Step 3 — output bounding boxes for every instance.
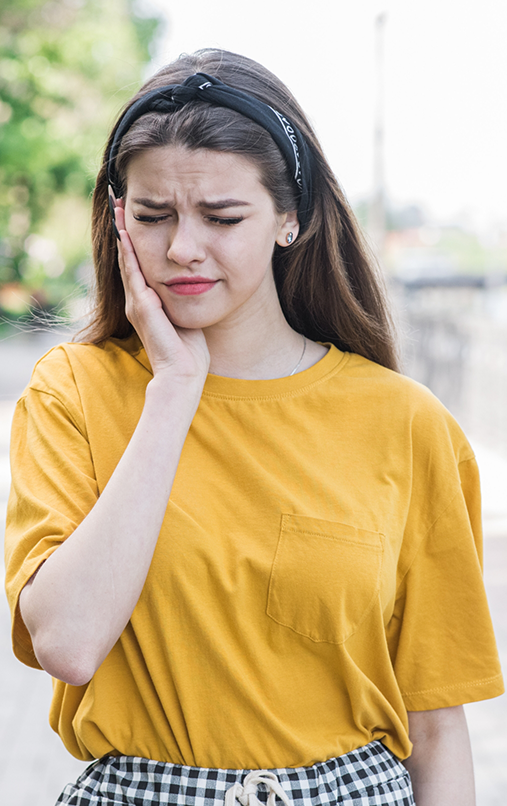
[1,0,506,803]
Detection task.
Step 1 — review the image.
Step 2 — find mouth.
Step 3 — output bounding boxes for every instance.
[164,276,219,296]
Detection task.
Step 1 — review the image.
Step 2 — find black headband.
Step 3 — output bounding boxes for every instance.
[107,72,314,231]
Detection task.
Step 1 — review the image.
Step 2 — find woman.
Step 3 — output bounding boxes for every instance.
[5,48,503,806]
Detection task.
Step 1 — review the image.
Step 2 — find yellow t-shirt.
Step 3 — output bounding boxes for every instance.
[4,335,504,768]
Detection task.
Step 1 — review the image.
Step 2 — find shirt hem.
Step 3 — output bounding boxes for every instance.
[401,673,505,710]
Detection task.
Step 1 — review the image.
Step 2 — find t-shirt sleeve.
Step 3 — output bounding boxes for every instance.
[4,349,99,669]
[386,434,504,709]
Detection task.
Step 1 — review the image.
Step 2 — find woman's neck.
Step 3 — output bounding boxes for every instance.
[203,304,326,380]
[204,316,300,380]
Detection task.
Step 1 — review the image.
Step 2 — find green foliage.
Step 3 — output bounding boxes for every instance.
[0,0,162,313]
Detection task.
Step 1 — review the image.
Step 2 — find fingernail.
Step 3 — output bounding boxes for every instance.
[108,195,116,221]
[112,220,121,241]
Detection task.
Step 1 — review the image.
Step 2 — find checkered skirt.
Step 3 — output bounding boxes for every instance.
[55,741,414,805]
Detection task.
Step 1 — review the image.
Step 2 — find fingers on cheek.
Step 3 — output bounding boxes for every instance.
[117,238,129,267]
[117,253,129,285]
[114,205,125,229]
[117,235,134,266]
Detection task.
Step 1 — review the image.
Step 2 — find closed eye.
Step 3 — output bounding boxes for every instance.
[133,214,170,223]
[207,216,244,226]
[133,215,243,226]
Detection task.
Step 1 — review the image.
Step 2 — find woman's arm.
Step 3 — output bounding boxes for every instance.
[19,204,209,687]
[403,705,475,805]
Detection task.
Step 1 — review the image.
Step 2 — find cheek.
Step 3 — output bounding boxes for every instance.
[219,229,275,272]
[128,227,167,268]
[240,232,277,277]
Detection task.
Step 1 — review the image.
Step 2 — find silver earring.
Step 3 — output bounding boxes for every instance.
[286,232,294,245]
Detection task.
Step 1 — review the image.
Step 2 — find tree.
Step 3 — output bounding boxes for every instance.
[0,0,162,314]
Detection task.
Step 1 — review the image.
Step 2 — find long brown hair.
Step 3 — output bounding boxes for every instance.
[83,48,399,371]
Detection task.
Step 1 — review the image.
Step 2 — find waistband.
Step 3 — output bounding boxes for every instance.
[56,741,414,805]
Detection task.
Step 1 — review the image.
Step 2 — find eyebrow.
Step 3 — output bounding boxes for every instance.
[132,197,252,210]
[198,199,252,210]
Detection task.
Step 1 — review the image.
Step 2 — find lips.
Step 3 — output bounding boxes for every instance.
[165,276,219,296]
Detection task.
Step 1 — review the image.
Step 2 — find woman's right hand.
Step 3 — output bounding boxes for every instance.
[19,198,213,686]
[112,194,210,386]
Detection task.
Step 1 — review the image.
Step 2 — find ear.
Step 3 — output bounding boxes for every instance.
[275,210,300,247]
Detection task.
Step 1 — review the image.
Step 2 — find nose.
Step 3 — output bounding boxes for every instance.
[166,219,206,266]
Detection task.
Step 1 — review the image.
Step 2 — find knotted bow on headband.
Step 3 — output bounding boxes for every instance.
[107,73,314,232]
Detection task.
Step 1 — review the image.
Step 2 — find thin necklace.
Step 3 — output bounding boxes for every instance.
[289,335,307,376]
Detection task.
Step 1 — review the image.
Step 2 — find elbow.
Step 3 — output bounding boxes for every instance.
[32,632,98,686]
[19,577,102,685]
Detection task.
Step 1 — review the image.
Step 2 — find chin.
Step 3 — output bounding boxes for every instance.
[164,306,222,331]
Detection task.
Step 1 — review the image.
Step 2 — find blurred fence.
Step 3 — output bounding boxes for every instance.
[393,277,507,455]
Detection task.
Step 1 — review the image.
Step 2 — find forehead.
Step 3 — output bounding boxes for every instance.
[125,145,265,201]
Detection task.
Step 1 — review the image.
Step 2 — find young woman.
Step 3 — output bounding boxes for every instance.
[5,48,503,806]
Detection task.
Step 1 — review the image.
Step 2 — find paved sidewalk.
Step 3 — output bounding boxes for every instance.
[0,332,88,804]
[1,333,506,804]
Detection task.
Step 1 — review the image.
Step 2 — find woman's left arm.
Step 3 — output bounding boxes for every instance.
[403,705,475,805]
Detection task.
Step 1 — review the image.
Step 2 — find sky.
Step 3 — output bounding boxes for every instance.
[141,0,507,233]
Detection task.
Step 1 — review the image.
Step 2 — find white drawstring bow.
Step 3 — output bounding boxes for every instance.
[225,771,291,806]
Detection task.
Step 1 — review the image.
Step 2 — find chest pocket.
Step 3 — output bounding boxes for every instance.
[266,514,384,644]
